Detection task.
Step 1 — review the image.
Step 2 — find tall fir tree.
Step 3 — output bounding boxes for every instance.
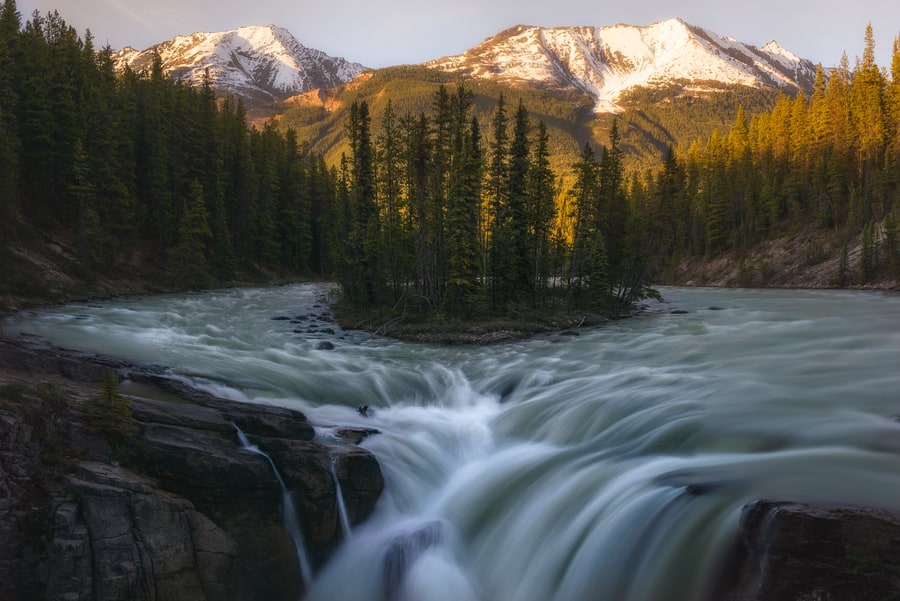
[170,179,212,288]
[444,91,483,318]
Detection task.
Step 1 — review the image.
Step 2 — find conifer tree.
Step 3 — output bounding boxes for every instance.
[568,142,601,306]
[342,101,382,308]
[859,219,876,282]
[527,120,556,306]
[70,137,102,267]
[170,179,212,288]
[486,95,510,306]
[0,0,19,228]
[493,100,534,305]
[376,100,409,302]
[444,99,483,318]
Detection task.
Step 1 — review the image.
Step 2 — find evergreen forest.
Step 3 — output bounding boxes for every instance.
[1,1,898,321]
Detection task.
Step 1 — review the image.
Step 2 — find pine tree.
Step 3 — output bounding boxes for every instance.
[342,101,382,309]
[568,142,601,306]
[170,179,212,288]
[859,219,876,282]
[598,120,632,301]
[0,0,20,229]
[376,99,409,302]
[527,120,556,306]
[486,95,510,306]
[838,241,850,287]
[70,137,102,268]
[444,92,484,318]
[496,100,533,305]
[84,369,136,446]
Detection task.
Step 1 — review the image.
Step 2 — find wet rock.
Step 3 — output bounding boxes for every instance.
[383,521,443,601]
[722,501,900,601]
[270,316,291,321]
[0,335,135,382]
[0,337,385,601]
[670,309,690,315]
[42,462,237,601]
[334,427,380,445]
[315,341,335,350]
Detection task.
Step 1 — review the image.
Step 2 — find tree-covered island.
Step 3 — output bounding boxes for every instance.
[1,2,898,337]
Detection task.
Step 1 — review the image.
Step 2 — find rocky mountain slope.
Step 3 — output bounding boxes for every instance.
[113,18,816,114]
[113,25,368,103]
[427,18,818,112]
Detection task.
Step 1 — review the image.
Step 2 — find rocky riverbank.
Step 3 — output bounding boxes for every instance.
[0,335,383,601]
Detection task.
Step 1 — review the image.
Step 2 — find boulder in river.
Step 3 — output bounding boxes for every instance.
[722,500,900,601]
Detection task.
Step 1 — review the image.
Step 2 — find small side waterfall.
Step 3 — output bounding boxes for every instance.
[330,457,352,540]
[233,423,314,586]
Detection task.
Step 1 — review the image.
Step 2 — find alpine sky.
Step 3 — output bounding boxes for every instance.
[15,0,900,70]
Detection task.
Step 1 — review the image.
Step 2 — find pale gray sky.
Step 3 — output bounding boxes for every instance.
[15,0,900,69]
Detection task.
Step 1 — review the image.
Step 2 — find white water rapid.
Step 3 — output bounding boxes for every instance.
[5,283,900,601]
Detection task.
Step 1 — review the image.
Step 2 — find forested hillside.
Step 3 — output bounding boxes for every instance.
[643,26,900,287]
[0,2,343,311]
[268,66,784,175]
[1,1,897,320]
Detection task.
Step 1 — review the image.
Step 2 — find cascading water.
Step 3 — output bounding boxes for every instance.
[330,457,352,540]
[233,422,315,587]
[6,283,900,601]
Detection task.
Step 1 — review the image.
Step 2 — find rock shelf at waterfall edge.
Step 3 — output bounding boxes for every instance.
[1,334,900,600]
[0,335,383,601]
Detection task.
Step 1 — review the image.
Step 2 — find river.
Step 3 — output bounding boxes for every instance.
[5,284,900,601]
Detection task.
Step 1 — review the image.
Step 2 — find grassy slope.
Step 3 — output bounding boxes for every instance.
[258,66,781,176]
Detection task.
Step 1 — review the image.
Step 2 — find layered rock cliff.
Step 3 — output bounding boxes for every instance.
[0,336,383,601]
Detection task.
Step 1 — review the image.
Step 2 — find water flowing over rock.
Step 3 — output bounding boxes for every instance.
[0,335,384,601]
[5,285,900,601]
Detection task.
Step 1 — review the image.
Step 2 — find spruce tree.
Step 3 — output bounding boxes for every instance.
[170,179,212,288]
[444,99,483,318]
[568,142,601,306]
[527,120,556,306]
[486,96,510,307]
[377,100,409,302]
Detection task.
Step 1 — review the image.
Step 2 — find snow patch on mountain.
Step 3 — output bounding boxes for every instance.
[114,25,367,103]
[427,18,817,113]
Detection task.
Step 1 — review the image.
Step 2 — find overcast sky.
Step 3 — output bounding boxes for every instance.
[15,0,900,69]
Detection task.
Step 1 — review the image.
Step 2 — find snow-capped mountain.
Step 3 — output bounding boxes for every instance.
[427,18,818,112]
[114,25,367,103]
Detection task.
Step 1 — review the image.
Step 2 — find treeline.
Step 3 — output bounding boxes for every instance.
[0,2,341,287]
[335,88,656,319]
[636,25,900,282]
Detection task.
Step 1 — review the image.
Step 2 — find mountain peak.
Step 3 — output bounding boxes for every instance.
[426,19,817,113]
[113,25,368,104]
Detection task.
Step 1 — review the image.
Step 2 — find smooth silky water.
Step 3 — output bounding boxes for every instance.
[5,284,900,601]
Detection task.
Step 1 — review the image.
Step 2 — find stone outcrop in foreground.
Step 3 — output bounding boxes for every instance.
[723,500,900,601]
[0,336,383,601]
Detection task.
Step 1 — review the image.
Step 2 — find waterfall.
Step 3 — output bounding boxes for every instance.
[11,284,900,601]
[233,423,315,587]
[330,457,352,540]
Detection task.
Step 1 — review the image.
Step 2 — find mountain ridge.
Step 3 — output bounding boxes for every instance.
[112,18,817,113]
[426,18,818,112]
[113,24,368,103]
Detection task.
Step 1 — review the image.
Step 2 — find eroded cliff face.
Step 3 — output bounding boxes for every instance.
[722,500,900,601]
[0,336,383,601]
